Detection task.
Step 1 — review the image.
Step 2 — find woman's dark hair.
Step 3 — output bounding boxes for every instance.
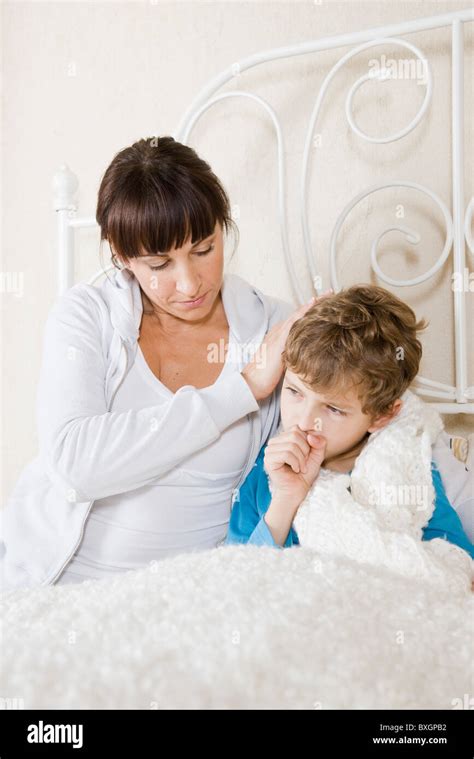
[96,136,238,268]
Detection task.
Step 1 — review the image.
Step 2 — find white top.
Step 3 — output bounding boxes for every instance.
[57,328,252,583]
[1,271,294,591]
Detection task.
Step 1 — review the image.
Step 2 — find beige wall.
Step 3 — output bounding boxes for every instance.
[2,0,473,505]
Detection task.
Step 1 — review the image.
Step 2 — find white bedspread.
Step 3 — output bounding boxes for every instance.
[1,544,472,709]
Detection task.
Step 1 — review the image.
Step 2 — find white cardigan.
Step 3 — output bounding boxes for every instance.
[1,270,294,589]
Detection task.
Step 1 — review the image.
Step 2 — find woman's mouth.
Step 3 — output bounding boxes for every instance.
[176,291,209,309]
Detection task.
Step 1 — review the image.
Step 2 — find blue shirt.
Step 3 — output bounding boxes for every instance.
[225,446,474,559]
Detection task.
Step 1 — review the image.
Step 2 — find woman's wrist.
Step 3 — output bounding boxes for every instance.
[241,367,264,401]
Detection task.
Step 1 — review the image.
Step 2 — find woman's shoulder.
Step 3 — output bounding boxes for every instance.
[223,273,294,327]
[48,282,108,320]
[44,270,143,352]
[43,281,115,347]
[263,288,295,322]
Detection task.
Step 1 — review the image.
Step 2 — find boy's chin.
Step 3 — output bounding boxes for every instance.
[324,436,369,465]
[323,444,352,463]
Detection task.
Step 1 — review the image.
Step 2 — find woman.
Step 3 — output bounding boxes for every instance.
[1,136,319,590]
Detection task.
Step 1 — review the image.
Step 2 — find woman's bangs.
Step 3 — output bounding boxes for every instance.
[108,181,219,259]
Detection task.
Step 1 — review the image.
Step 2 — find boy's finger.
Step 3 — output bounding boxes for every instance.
[268,442,307,471]
[307,433,326,446]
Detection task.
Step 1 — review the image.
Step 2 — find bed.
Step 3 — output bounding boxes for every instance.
[2,542,472,710]
[2,7,473,710]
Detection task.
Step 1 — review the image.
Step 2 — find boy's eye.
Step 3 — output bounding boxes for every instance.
[285,386,298,395]
[149,244,215,271]
[327,405,345,416]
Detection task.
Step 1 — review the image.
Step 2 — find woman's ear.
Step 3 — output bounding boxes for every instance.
[368,399,403,433]
[108,239,129,270]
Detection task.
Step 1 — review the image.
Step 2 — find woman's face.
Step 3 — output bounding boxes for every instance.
[119,221,225,322]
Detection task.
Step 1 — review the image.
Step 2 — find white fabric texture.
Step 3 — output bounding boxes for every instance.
[1,544,472,709]
[1,270,294,590]
[291,389,473,591]
[431,431,474,543]
[2,389,471,709]
[57,328,252,583]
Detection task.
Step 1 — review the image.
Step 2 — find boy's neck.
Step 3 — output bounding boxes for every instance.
[322,431,370,474]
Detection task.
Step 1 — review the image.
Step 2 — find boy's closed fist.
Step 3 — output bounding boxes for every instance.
[264,425,327,505]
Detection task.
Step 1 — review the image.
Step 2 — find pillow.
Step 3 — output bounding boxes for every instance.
[450,434,469,464]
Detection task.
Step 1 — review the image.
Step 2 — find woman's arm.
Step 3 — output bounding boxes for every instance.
[37,287,319,503]
[37,289,260,502]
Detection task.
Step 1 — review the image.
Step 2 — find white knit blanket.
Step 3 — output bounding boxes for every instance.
[1,543,472,709]
[292,390,473,593]
[1,391,472,709]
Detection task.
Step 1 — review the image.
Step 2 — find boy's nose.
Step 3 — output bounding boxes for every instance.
[298,417,322,433]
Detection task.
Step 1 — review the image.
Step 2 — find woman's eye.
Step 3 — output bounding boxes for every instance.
[149,262,169,271]
[148,244,214,272]
[196,244,214,256]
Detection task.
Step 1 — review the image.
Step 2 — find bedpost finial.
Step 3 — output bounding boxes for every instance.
[52,164,79,211]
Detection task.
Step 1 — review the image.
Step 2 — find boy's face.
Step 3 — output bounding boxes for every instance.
[280,368,401,463]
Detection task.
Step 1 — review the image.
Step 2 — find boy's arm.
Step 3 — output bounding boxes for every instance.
[225,449,298,548]
[262,492,301,546]
[422,462,474,559]
[431,432,473,542]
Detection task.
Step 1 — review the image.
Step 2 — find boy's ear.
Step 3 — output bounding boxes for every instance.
[368,399,403,433]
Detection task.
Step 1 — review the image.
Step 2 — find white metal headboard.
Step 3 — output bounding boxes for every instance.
[53,8,474,415]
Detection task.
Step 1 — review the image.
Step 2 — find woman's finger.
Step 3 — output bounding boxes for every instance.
[285,289,334,327]
[296,289,333,313]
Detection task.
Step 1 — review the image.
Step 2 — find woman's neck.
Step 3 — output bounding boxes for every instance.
[140,289,228,339]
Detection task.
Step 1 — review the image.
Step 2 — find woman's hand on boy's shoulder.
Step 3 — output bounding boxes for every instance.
[263,425,327,506]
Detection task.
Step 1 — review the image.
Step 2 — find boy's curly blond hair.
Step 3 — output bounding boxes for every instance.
[281,285,428,418]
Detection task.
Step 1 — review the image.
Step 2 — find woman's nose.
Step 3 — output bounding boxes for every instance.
[175,271,200,297]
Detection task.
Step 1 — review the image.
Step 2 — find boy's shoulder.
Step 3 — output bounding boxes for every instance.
[254,445,266,465]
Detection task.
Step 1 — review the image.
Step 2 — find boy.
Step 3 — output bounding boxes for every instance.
[225,285,474,559]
